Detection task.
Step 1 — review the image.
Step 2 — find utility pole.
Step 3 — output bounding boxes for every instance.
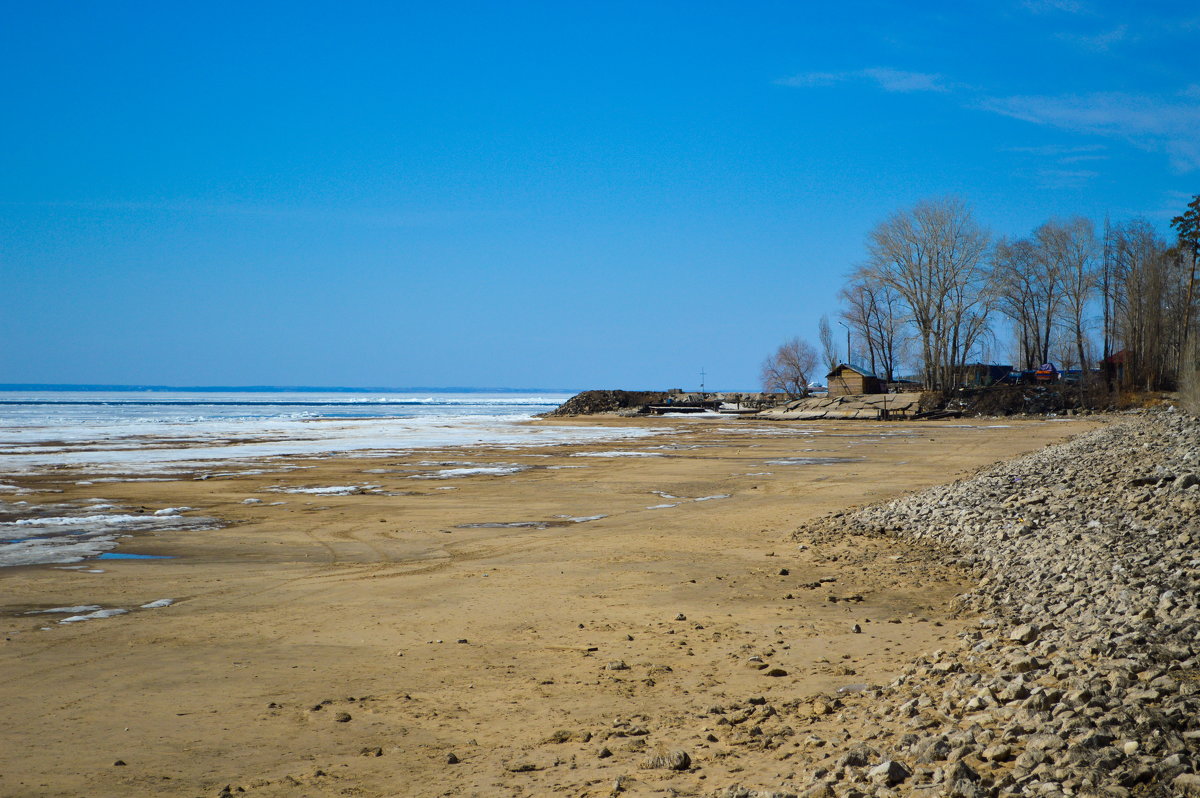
[837,321,851,365]
[699,367,706,396]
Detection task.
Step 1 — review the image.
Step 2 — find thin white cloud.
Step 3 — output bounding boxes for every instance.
[1022,0,1091,15]
[1002,143,1107,156]
[774,71,849,88]
[979,92,1200,171]
[776,67,948,94]
[859,67,949,93]
[1035,168,1100,189]
[1058,153,1109,163]
[1056,24,1129,52]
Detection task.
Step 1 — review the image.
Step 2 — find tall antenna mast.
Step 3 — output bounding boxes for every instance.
[699,367,706,394]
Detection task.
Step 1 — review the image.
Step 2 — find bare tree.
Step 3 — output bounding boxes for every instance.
[992,237,1044,369]
[1038,217,1098,384]
[840,277,905,381]
[760,337,819,398]
[1109,219,1184,390]
[862,197,992,389]
[818,316,838,373]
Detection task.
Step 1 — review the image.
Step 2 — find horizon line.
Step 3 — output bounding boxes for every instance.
[0,383,582,394]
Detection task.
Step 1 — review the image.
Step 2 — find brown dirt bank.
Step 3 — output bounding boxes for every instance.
[0,416,1099,797]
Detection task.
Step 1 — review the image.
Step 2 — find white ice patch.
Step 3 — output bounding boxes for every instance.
[153,507,190,516]
[9,513,188,529]
[565,515,607,523]
[408,465,528,479]
[694,494,731,502]
[267,484,381,495]
[59,608,128,623]
[647,503,679,510]
[140,598,174,609]
[0,511,218,567]
[570,451,664,458]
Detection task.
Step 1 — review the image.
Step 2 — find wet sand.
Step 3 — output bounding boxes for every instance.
[0,415,1100,797]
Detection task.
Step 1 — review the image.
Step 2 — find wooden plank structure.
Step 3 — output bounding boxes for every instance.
[826,363,883,397]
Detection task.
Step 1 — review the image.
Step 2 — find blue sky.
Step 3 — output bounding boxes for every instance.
[3,1,1197,390]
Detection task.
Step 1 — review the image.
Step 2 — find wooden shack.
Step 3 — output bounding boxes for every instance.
[826,364,883,397]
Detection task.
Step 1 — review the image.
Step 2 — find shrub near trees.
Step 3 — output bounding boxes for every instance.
[760,337,818,398]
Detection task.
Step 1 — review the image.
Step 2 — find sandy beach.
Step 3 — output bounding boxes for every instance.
[0,415,1099,797]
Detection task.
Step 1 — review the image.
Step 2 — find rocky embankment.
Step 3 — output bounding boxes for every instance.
[758,393,924,420]
[548,390,779,416]
[718,411,1200,798]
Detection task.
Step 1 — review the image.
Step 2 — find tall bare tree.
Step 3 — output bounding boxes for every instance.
[1037,217,1097,380]
[840,277,905,381]
[760,337,818,398]
[862,197,992,389]
[992,237,1044,369]
[1109,219,1181,390]
[818,315,838,373]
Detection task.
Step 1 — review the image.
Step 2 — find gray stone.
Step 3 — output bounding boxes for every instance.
[867,760,911,786]
[641,749,690,770]
[1010,624,1039,644]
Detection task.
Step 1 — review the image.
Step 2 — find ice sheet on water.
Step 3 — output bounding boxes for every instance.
[0,394,668,473]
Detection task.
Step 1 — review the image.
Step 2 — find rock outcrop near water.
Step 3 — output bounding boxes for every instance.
[548,390,779,416]
[547,390,676,416]
[724,411,1200,797]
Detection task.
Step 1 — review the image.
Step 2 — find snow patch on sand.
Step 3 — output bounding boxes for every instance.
[570,451,664,458]
[409,465,528,479]
[59,608,128,624]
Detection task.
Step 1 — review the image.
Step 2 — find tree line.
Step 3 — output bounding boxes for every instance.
[763,194,1200,396]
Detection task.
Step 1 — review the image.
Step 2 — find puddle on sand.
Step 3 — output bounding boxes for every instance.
[96,552,174,560]
[456,514,607,530]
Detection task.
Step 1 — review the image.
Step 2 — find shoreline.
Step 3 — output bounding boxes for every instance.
[1,415,1101,796]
